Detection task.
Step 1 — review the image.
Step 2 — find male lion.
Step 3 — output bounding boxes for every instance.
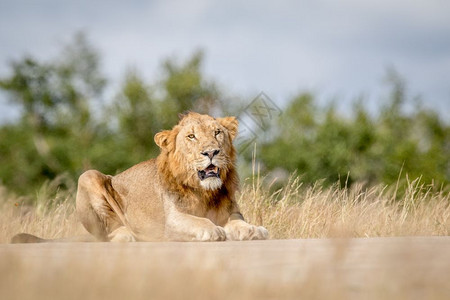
[12,112,268,242]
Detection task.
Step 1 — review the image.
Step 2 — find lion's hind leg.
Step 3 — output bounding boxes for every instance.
[76,170,126,242]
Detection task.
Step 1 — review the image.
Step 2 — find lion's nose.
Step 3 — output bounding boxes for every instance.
[201,149,220,159]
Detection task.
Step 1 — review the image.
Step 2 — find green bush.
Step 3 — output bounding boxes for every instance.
[0,34,448,198]
[260,74,449,188]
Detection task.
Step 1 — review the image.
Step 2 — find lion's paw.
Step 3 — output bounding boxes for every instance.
[109,227,136,242]
[225,222,269,241]
[193,226,226,242]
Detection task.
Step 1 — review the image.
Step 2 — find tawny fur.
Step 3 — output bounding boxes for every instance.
[12,112,268,243]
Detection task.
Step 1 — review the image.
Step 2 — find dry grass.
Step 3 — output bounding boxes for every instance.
[239,174,450,239]
[0,178,85,243]
[0,173,449,243]
[0,174,449,299]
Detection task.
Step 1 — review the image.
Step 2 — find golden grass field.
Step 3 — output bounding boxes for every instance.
[0,174,449,299]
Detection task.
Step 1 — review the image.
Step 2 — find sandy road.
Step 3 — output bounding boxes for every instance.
[1,237,449,299]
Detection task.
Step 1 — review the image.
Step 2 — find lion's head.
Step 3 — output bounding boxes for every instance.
[155,112,239,191]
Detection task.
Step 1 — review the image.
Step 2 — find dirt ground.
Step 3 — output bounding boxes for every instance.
[1,237,449,300]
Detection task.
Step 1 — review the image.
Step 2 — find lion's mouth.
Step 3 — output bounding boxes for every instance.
[198,164,220,180]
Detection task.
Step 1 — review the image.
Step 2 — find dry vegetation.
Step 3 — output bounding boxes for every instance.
[0,173,449,243]
[241,174,450,239]
[0,174,449,299]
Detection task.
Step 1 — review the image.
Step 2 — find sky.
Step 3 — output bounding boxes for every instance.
[1,0,450,122]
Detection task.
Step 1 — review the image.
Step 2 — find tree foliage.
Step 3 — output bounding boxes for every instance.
[0,34,448,198]
[259,75,450,188]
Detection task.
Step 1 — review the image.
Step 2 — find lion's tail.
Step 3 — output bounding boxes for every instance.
[11,233,47,243]
[10,233,96,244]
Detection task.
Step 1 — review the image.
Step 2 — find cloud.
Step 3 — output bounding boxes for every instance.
[0,0,449,121]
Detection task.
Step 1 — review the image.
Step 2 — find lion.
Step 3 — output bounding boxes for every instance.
[12,112,268,243]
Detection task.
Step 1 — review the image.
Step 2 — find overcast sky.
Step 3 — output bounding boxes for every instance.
[1,0,449,122]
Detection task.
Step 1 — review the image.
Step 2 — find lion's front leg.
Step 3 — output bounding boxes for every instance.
[224,213,269,241]
[165,214,227,242]
[164,199,226,242]
[108,226,136,242]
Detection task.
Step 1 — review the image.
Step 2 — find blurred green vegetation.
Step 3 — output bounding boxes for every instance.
[260,87,450,188]
[0,34,449,198]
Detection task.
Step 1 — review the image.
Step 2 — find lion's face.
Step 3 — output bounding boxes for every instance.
[155,113,238,190]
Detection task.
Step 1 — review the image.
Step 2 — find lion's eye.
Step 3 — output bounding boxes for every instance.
[187,134,196,140]
[215,130,221,136]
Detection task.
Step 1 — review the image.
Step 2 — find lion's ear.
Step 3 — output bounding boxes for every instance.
[218,116,238,140]
[178,111,189,121]
[154,130,171,149]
